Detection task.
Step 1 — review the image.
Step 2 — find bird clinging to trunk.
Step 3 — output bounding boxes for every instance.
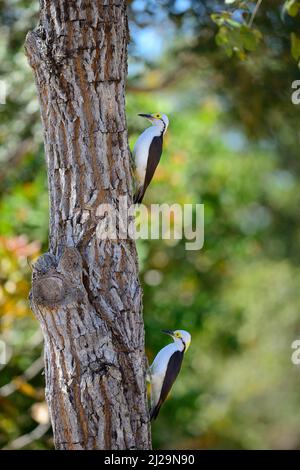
[133,113,169,204]
[149,329,191,420]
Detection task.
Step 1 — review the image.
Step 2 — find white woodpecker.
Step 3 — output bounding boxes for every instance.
[149,329,191,420]
[133,112,169,204]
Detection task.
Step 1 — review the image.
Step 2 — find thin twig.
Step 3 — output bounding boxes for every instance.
[248,0,263,27]
[2,423,51,450]
[0,354,44,397]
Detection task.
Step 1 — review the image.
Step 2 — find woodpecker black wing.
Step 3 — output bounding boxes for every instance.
[150,350,184,420]
[134,135,163,204]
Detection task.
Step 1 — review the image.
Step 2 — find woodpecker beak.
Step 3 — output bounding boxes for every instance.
[138,113,154,121]
[161,329,175,338]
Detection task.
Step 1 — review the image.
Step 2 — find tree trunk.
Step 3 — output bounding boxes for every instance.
[25,0,151,450]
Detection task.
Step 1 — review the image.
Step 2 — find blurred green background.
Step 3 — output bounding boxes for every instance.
[1,0,300,450]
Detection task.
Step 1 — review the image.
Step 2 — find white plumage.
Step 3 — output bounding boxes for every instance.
[134,125,162,187]
[149,329,191,420]
[133,113,169,204]
[150,342,178,412]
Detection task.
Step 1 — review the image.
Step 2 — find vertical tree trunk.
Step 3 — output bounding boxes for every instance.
[25,0,151,450]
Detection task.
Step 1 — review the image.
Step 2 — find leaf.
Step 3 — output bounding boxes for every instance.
[214,22,262,59]
[226,18,243,28]
[240,26,262,52]
[291,32,300,61]
[284,0,300,17]
[215,27,234,57]
[211,12,230,26]
[211,11,242,29]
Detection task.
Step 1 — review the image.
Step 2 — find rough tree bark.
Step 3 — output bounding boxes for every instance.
[25,0,151,450]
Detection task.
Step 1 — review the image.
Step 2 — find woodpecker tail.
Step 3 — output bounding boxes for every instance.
[133,186,145,204]
[150,401,162,421]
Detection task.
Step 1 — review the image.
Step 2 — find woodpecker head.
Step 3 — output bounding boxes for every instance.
[162,329,191,352]
[138,113,169,133]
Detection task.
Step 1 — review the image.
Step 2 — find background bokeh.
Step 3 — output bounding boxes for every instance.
[1,0,300,450]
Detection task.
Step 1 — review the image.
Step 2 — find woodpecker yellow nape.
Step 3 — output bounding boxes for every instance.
[149,328,191,421]
[133,112,169,204]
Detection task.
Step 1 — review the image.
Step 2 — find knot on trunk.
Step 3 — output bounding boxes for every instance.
[58,246,83,276]
[31,247,83,307]
[32,275,69,306]
[25,27,66,74]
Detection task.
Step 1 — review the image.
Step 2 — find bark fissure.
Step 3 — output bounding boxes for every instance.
[25,0,151,450]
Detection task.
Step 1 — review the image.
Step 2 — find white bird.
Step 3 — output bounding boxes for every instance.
[149,329,191,420]
[133,112,169,204]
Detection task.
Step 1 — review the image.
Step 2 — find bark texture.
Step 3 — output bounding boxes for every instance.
[25,0,151,450]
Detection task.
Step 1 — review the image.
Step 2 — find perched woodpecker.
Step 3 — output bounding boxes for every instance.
[149,329,191,420]
[133,113,169,204]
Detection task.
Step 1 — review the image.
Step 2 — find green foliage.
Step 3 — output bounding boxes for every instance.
[284,0,300,17]
[211,10,262,59]
[282,0,300,66]
[215,23,262,59]
[291,32,300,61]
